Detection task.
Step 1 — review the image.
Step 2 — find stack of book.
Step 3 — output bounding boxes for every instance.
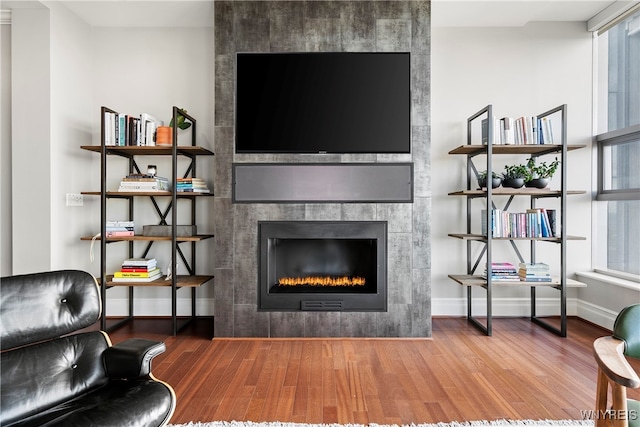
[518,263,552,282]
[118,174,169,192]
[484,262,519,281]
[176,177,210,193]
[112,258,161,282]
[105,220,134,238]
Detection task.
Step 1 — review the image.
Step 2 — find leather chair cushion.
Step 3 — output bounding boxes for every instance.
[1,332,110,425]
[4,379,175,427]
[0,270,101,351]
[613,304,640,359]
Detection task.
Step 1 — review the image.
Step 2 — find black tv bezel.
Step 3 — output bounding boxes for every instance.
[234,51,411,155]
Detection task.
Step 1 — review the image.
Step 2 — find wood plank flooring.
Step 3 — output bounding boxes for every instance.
[103,317,640,425]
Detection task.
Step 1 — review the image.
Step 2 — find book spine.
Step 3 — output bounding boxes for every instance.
[106,230,134,237]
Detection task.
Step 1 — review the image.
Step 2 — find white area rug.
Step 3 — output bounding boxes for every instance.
[168,419,595,427]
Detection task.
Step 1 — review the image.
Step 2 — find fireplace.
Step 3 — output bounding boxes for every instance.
[258,221,387,311]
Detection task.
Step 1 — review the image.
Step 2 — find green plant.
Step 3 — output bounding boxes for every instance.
[169,108,192,130]
[525,156,559,179]
[478,170,500,180]
[502,164,528,180]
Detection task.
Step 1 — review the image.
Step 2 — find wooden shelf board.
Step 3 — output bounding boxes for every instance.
[81,191,213,197]
[81,145,214,156]
[103,275,214,287]
[448,274,587,288]
[448,144,586,155]
[447,233,586,241]
[448,189,585,196]
[81,234,214,242]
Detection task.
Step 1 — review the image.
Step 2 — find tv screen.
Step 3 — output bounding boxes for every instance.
[235,52,411,154]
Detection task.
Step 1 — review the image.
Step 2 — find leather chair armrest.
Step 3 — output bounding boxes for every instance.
[104,338,166,378]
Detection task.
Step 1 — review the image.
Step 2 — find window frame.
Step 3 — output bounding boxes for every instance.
[596,124,640,201]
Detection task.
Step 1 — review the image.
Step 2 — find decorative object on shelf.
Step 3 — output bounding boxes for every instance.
[156,126,172,145]
[169,108,192,130]
[524,156,559,188]
[478,170,502,189]
[501,163,528,188]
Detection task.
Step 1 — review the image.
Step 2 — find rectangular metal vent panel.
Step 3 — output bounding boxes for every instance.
[301,301,344,311]
[233,163,413,203]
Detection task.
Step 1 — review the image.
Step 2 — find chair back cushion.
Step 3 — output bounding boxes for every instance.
[0,270,101,351]
[0,331,110,425]
[613,303,640,359]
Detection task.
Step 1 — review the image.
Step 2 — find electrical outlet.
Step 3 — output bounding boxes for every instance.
[66,193,83,207]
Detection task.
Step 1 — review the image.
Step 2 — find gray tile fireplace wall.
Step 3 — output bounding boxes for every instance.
[213,0,431,337]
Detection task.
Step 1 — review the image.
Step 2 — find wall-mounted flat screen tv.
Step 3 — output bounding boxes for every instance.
[235,52,411,154]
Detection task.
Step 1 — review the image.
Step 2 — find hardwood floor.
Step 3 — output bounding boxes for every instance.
[103,316,640,425]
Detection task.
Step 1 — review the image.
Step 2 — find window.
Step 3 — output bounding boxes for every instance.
[595,7,640,277]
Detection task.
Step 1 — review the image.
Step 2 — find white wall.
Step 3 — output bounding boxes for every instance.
[46,1,95,272]
[89,26,215,316]
[11,6,51,274]
[431,21,594,317]
[1,17,12,276]
[7,2,215,316]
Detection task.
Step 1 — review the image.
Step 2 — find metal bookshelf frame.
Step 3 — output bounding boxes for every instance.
[93,106,214,335]
[449,104,584,337]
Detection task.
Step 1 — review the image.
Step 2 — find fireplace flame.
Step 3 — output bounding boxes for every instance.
[278,276,366,287]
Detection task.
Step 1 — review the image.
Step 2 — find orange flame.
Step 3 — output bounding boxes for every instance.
[278,276,366,287]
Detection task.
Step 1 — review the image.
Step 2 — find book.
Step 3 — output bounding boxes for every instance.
[120,266,156,272]
[105,230,134,237]
[106,220,135,228]
[114,268,161,278]
[139,113,163,146]
[111,272,162,282]
[122,258,157,267]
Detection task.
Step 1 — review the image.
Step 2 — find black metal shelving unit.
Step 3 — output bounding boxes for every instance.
[81,106,214,335]
[447,104,586,337]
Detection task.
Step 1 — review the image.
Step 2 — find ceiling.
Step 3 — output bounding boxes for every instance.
[1,0,635,28]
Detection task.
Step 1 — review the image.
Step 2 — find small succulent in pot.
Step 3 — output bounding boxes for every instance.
[477,170,502,189]
[502,164,528,188]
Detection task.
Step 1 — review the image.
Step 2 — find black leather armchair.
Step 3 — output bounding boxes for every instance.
[0,270,176,426]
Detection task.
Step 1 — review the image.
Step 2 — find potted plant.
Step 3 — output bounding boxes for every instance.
[157,109,192,146]
[501,164,528,188]
[524,156,559,188]
[477,170,502,189]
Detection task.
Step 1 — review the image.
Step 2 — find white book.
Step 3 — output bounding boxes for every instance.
[139,113,163,146]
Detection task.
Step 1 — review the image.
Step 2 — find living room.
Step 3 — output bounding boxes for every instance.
[1,1,639,426]
[2,0,638,336]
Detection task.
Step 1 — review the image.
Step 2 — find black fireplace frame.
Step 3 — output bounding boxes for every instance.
[258,221,388,312]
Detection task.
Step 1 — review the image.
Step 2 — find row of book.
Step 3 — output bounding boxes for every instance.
[176,177,210,193]
[482,115,555,145]
[481,208,557,238]
[118,174,170,192]
[518,262,551,282]
[112,258,161,282]
[104,111,164,147]
[106,220,134,238]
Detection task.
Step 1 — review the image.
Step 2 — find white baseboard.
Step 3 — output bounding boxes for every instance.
[104,296,616,331]
[576,300,618,331]
[432,296,580,317]
[105,298,215,317]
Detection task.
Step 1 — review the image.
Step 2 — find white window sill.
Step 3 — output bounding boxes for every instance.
[576,271,640,292]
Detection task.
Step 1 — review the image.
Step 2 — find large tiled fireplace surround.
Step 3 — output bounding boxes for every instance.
[213,1,431,337]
